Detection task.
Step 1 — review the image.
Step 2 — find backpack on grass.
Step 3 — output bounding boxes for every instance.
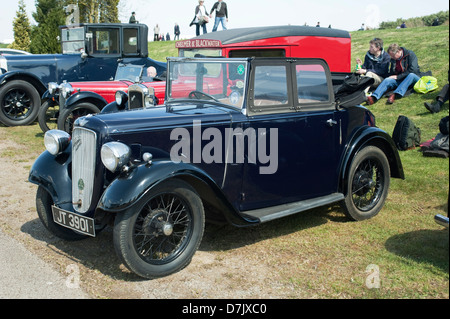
[392,115,421,151]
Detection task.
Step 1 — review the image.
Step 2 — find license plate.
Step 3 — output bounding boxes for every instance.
[52,206,96,237]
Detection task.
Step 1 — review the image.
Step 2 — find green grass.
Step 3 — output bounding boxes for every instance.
[1,25,448,299]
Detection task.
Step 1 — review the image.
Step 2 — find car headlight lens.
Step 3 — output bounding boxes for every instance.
[48,82,59,95]
[44,130,71,155]
[60,82,74,98]
[115,91,128,107]
[101,142,131,172]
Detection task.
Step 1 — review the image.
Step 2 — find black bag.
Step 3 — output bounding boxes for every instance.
[392,115,421,151]
[334,74,374,108]
[334,74,374,96]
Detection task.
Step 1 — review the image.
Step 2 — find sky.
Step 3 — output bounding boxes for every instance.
[1,0,449,43]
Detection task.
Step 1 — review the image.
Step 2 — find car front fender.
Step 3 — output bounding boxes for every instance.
[97,160,257,226]
[339,126,405,194]
[65,91,107,109]
[28,149,73,212]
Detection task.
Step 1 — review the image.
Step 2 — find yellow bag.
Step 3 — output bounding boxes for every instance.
[414,76,439,94]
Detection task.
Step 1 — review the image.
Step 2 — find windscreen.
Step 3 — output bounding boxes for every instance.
[167,59,248,109]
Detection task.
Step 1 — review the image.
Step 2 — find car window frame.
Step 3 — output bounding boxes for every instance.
[86,25,121,58]
[291,59,335,112]
[247,58,295,116]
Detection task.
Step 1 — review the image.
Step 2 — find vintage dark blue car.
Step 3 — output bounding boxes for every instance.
[0,23,165,127]
[29,57,404,279]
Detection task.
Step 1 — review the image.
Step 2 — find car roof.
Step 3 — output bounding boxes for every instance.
[190,25,350,45]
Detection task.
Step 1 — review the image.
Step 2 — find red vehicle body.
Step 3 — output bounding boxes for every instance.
[176,25,351,74]
[45,25,351,133]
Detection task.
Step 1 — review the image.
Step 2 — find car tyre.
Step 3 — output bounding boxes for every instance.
[113,179,205,279]
[38,100,59,133]
[36,186,88,241]
[57,102,101,134]
[342,146,390,221]
[0,80,41,126]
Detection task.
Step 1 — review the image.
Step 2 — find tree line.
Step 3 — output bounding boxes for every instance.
[10,0,120,54]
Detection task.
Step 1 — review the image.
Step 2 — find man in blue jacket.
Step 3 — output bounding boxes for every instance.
[356,38,390,92]
[367,43,421,105]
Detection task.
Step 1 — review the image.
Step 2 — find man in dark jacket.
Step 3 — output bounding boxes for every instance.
[356,38,390,91]
[210,0,228,32]
[367,44,421,105]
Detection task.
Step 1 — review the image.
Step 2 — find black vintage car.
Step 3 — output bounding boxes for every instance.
[0,23,164,127]
[29,57,404,279]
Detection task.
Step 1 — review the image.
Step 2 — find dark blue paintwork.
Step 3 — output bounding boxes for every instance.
[28,58,404,228]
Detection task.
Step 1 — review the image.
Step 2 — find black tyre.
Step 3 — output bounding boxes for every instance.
[0,80,41,126]
[36,186,88,241]
[113,179,205,279]
[342,146,390,221]
[57,102,101,134]
[38,100,60,133]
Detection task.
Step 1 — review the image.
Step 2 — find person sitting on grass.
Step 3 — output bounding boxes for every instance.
[367,43,421,105]
[424,70,449,113]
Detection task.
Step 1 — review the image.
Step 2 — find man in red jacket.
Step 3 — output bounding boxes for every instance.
[367,43,421,105]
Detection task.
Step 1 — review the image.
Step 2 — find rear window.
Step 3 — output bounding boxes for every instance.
[296,64,329,103]
[229,49,285,58]
[61,27,85,54]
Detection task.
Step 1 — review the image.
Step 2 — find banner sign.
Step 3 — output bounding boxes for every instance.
[176,39,222,49]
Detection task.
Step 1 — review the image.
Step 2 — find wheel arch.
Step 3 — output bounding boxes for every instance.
[65,91,108,110]
[96,161,258,227]
[338,126,404,196]
[0,71,47,97]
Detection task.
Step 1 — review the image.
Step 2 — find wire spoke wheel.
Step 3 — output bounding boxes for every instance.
[351,158,384,211]
[114,179,205,279]
[134,193,192,264]
[342,146,390,221]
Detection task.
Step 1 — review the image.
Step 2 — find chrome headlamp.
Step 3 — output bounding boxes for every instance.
[44,130,71,155]
[48,82,59,95]
[101,142,131,173]
[115,91,128,107]
[60,82,74,98]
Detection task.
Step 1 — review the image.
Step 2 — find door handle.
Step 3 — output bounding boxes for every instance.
[326,119,337,127]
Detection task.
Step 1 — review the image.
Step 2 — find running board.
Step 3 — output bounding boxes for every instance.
[242,193,345,223]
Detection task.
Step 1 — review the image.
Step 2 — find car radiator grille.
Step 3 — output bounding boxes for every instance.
[129,91,143,109]
[72,127,97,213]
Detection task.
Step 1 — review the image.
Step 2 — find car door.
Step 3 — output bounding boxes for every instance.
[240,59,340,211]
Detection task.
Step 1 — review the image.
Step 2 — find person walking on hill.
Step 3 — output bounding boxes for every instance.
[192,0,209,36]
[129,12,137,24]
[154,24,160,41]
[367,43,421,105]
[210,0,228,32]
[174,23,181,40]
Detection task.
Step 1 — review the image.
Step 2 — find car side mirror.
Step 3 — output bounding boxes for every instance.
[81,52,88,59]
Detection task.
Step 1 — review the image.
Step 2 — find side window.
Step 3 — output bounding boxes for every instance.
[253,65,289,107]
[296,64,329,104]
[123,28,139,55]
[88,28,119,56]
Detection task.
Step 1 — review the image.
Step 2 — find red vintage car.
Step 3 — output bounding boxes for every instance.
[44,25,352,133]
[38,63,166,132]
